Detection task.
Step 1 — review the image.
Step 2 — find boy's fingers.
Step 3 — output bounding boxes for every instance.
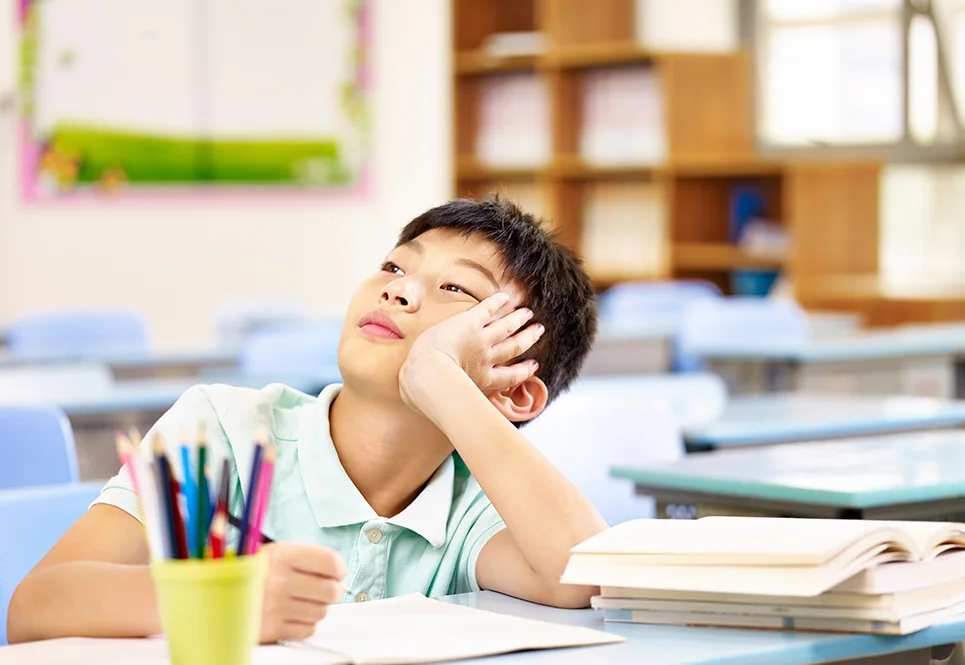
[485,307,534,342]
[473,292,511,324]
[491,323,545,365]
[488,360,539,392]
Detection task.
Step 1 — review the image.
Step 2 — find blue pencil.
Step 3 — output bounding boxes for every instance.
[236,428,266,555]
[180,443,197,558]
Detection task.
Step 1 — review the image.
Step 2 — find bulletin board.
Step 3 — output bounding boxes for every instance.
[18,0,371,202]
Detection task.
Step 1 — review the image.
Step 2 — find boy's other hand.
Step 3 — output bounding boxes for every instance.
[259,542,347,643]
[399,292,545,415]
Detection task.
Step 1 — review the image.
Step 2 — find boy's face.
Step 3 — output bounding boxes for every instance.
[338,228,525,397]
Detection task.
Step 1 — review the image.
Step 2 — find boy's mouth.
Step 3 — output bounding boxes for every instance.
[358,310,405,340]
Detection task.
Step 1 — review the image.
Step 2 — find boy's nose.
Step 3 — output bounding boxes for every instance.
[381,280,418,311]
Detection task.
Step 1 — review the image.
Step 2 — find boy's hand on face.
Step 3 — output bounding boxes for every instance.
[399,292,545,416]
[259,542,347,643]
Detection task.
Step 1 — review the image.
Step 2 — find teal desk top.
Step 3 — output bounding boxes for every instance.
[698,323,965,363]
[613,430,965,510]
[444,591,965,665]
[685,394,965,448]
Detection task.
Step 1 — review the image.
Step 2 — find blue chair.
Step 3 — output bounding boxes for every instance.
[677,297,810,373]
[6,309,148,360]
[0,482,104,644]
[0,404,79,489]
[239,319,343,378]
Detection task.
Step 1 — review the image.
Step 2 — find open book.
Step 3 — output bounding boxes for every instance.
[0,595,622,665]
[561,517,965,597]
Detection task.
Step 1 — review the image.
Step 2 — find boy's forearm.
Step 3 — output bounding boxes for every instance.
[7,562,161,643]
[416,363,607,589]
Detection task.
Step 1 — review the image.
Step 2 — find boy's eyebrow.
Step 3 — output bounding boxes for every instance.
[455,257,499,290]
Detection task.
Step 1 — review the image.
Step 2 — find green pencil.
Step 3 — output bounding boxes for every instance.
[197,426,208,559]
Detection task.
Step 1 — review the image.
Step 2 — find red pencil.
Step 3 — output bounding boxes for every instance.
[166,466,189,560]
[209,511,227,559]
[209,458,231,558]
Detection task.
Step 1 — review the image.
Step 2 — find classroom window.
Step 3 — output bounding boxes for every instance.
[756,0,965,151]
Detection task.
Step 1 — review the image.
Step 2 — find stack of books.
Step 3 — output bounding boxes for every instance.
[561,516,965,635]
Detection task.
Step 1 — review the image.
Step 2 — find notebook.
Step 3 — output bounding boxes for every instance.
[598,599,965,636]
[593,575,965,623]
[0,595,623,665]
[561,517,965,597]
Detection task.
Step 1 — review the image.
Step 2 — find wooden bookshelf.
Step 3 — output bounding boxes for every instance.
[451,0,884,298]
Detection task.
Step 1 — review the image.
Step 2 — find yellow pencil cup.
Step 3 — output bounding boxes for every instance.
[151,554,267,665]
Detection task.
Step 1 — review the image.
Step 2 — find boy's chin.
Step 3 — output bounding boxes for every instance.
[339,360,404,396]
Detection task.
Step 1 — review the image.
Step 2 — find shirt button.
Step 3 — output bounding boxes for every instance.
[367,528,382,544]
[355,592,371,603]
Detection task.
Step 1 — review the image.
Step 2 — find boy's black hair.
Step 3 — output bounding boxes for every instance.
[398,195,598,413]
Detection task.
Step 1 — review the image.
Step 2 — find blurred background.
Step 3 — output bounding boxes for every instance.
[0,0,963,350]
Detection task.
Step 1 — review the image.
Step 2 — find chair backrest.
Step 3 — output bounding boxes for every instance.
[677,297,810,372]
[0,363,114,404]
[7,310,148,360]
[569,373,728,429]
[215,299,310,347]
[522,386,684,525]
[598,280,721,326]
[0,482,104,644]
[0,404,79,489]
[239,319,343,378]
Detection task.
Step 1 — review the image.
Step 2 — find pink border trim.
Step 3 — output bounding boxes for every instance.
[19,0,374,207]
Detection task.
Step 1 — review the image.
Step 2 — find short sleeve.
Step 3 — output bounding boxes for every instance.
[90,384,233,522]
[454,502,506,593]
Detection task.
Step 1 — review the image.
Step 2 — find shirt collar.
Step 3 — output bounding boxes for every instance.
[298,383,454,548]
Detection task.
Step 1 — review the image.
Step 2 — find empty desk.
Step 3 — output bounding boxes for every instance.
[0,347,241,381]
[614,430,965,521]
[582,319,676,376]
[684,394,965,451]
[698,323,965,399]
[52,372,339,481]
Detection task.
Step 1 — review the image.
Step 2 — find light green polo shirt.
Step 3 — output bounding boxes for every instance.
[93,383,506,600]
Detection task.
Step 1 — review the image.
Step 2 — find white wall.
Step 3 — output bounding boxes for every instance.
[0,0,452,349]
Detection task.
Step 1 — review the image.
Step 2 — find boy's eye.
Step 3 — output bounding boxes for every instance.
[382,261,404,275]
[442,283,477,300]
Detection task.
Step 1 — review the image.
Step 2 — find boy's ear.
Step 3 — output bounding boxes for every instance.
[487,375,549,424]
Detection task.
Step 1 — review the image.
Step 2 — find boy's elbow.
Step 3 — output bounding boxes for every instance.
[542,583,597,609]
[7,578,39,644]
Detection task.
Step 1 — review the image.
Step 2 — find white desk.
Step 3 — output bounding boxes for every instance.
[684,393,965,451]
[35,373,339,481]
[698,323,965,399]
[0,347,241,381]
[0,591,960,664]
[582,319,676,376]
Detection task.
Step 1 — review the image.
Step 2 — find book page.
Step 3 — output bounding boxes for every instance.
[570,517,919,565]
[296,594,623,665]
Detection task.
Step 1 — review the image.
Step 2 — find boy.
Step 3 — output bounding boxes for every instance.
[7,197,606,644]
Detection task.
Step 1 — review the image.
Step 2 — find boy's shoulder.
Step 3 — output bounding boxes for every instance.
[176,381,322,417]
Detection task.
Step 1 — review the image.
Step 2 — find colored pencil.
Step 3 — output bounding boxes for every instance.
[168,469,189,560]
[246,444,276,555]
[153,434,178,560]
[236,426,266,556]
[209,458,231,556]
[116,431,164,562]
[179,438,197,558]
[115,431,141,494]
[196,427,208,560]
[209,511,227,559]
